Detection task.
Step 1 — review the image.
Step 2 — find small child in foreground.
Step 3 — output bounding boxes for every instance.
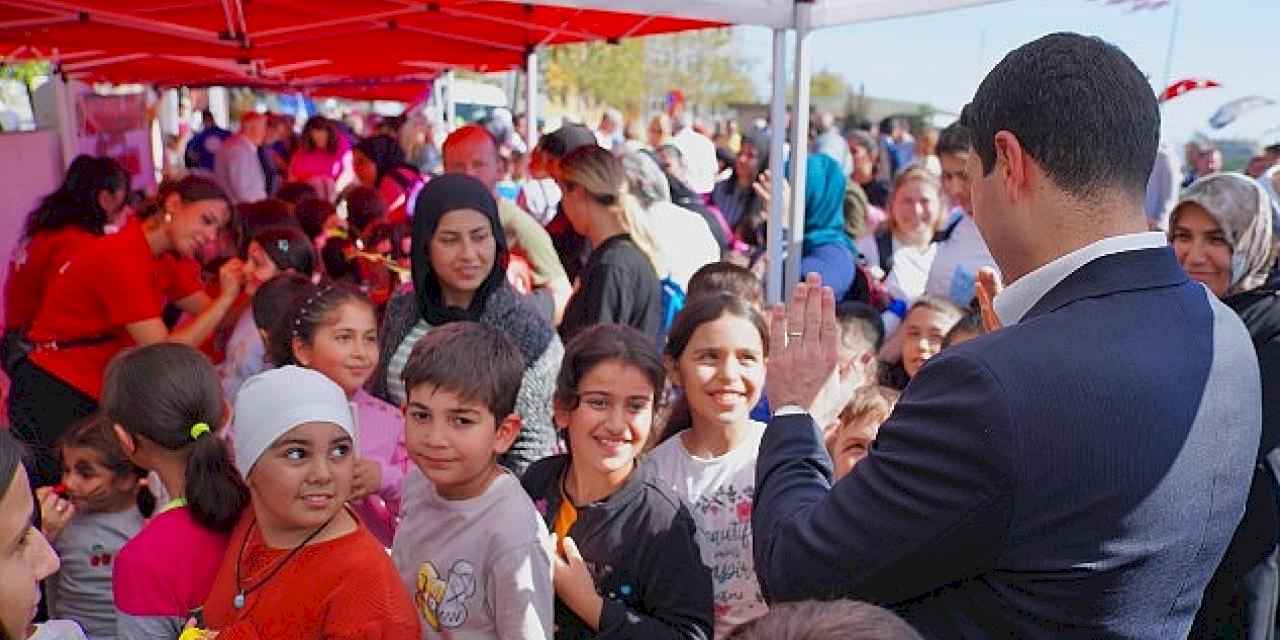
[825,386,900,482]
[391,321,554,638]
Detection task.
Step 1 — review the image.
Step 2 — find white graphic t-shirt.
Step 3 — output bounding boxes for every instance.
[647,422,769,638]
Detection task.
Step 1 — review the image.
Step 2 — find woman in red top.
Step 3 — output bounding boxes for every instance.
[2,155,129,372]
[353,135,423,226]
[9,176,247,488]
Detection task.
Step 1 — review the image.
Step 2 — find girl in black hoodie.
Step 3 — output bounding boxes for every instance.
[522,324,713,640]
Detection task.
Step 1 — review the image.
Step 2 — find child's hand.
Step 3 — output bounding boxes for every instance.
[554,537,604,630]
[349,458,383,501]
[36,486,75,543]
[976,267,1003,332]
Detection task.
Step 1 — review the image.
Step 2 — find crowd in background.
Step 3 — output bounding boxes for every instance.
[2,38,1280,639]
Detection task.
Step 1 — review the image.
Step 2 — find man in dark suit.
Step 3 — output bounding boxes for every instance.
[752,33,1262,639]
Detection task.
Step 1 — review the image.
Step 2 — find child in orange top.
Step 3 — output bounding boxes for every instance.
[201,366,418,639]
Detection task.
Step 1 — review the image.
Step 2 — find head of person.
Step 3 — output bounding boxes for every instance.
[828,386,900,481]
[620,150,672,210]
[943,308,986,348]
[253,273,314,352]
[102,343,249,533]
[937,122,974,212]
[961,33,1158,283]
[847,130,879,185]
[1169,173,1274,299]
[294,198,335,242]
[341,185,387,237]
[26,155,130,239]
[817,111,838,133]
[58,414,152,516]
[724,599,923,640]
[245,226,317,296]
[302,116,339,154]
[657,144,687,181]
[901,296,965,378]
[735,132,770,189]
[916,127,939,156]
[276,182,320,208]
[0,430,60,640]
[532,124,598,182]
[1265,144,1280,165]
[888,166,943,244]
[233,366,356,540]
[799,154,852,252]
[660,293,769,442]
[410,174,507,322]
[239,112,268,146]
[353,134,408,189]
[1197,148,1223,176]
[559,145,664,276]
[648,114,673,149]
[237,198,294,241]
[600,108,623,135]
[554,324,665,484]
[442,125,503,192]
[837,301,883,388]
[687,262,765,312]
[152,175,236,261]
[201,109,217,129]
[270,283,378,398]
[399,322,523,499]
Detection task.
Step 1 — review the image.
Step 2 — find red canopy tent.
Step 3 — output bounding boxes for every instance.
[0,0,719,93]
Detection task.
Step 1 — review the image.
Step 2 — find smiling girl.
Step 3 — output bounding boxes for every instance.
[648,294,770,638]
[201,366,418,638]
[521,324,713,640]
[268,283,408,547]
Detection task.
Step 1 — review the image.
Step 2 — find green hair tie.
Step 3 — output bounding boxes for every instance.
[190,423,212,440]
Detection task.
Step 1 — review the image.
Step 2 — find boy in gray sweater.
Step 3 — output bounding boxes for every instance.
[391,322,554,639]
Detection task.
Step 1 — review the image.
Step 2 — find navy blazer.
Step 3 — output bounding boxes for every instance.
[754,248,1262,639]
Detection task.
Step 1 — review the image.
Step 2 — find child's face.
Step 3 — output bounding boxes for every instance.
[672,314,765,430]
[60,446,137,513]
[940,152,972,212]
[294,301,379,396]
[245,240,281,295]
[247,421,354,537]
[404,384,519,500]
[830,415,883,481]
[902,308,953,378]
[555,361,657,489]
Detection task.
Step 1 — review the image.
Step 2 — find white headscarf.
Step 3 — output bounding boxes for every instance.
[1172,172,1275,296]
[232,366,355,478]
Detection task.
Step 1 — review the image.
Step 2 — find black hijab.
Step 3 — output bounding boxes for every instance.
[411,174,508,325]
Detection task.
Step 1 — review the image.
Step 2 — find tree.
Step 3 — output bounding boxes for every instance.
[809,70,851,102]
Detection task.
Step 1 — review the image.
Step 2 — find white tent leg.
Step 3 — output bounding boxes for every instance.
[526,50,539,148]
[785,1,813,300]
[765,28,787,305]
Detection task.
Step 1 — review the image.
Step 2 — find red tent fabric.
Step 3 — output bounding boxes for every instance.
[0,0,719,93]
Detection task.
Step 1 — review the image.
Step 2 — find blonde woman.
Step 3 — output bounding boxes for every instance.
[557,145,665,341]
[856,165,943,333]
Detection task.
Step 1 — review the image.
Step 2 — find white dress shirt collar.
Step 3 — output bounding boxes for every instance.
[994,232,1168,326]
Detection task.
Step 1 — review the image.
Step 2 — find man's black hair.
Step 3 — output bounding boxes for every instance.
[960,33,1159,198]
[937,122,973,157]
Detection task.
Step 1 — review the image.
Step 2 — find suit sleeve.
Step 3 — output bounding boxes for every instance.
[752,350,1016,606]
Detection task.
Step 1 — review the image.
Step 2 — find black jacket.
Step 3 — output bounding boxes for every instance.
[1192,288,1280,640]
[522,455,713,640]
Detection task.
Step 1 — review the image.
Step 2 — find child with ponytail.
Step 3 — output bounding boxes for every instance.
[102,343,248,640]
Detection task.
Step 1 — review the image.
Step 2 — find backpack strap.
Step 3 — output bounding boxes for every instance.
[875,229,894,278]
[934,213,964,243]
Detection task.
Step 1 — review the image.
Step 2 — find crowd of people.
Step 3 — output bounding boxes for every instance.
[2,30,1280,640]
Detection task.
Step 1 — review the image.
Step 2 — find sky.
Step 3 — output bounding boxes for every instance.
[735,0,1280,149]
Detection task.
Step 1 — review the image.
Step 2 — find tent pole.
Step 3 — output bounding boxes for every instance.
[785,0,813,300]
[765,28,787,306]
[526,49,539,148]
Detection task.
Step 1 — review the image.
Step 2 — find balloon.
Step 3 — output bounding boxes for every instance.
[1210,96,1277,129]
[1159,78,1221,103]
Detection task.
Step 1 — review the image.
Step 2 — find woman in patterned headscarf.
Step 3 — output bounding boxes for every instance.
[1171,172,1280,640]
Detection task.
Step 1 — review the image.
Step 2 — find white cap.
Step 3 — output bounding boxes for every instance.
[232,366,355,478]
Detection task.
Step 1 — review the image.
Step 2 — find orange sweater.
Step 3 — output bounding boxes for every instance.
[202,507,420,639]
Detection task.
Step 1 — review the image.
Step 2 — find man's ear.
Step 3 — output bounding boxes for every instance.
[993,130,1029,202]
[494,413,523,455]
[113,424,138,458]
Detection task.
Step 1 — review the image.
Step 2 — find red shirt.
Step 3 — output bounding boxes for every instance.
[4,227,98,330]
[27,220,204,398]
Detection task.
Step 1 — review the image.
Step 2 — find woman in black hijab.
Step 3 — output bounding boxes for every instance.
[371,174,561,474]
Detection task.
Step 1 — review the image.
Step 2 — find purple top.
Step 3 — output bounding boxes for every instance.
[351,388,410,547]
